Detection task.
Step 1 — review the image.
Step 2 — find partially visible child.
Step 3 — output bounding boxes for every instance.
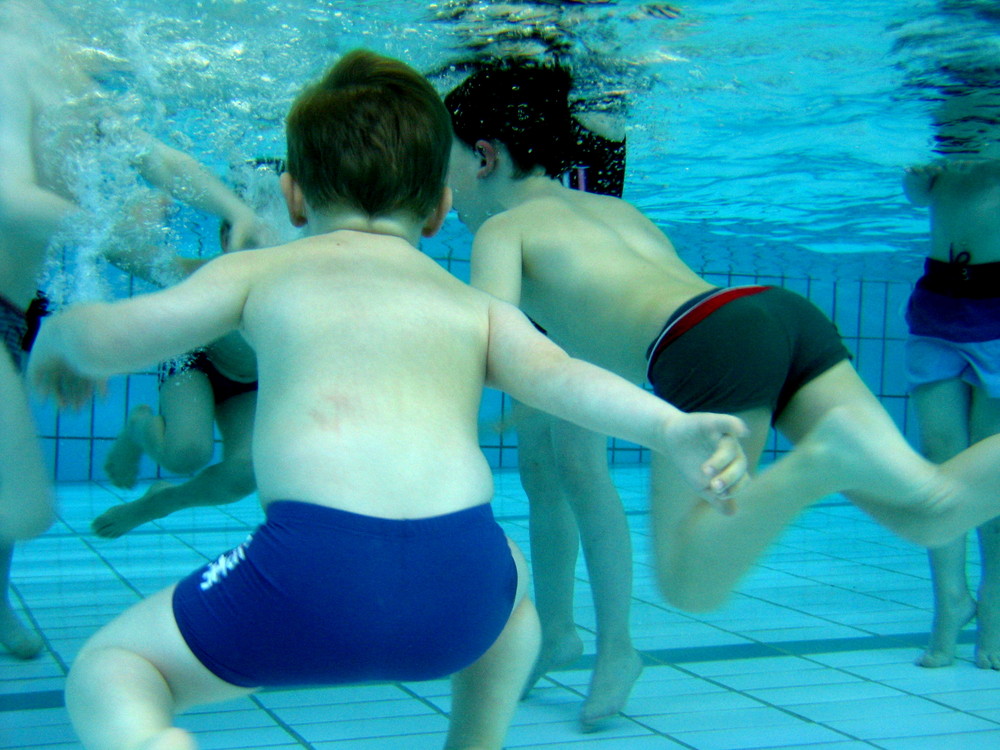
[903,104,1000,670]
[429,2,671,727]
[0,0,270,660]
[0,297,55,658]
[444,61,1000,624]
[97,217,264,539]
[29,50,748,750]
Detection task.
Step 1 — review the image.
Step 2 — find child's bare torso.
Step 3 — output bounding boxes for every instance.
[513,188,712,383]
[928,163,1000,264]
[241,231,495,519]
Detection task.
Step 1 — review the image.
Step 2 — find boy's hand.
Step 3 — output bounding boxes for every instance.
[28,350,103,411]
[661,412,749,513]
[226,213,278,252]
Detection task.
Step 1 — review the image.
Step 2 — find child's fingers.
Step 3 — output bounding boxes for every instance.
[702,434,746,482]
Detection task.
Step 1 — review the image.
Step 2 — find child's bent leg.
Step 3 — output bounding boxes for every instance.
[104,371,215,489]
[650,408,779,612]
[94,393,256,539]
[446,540,540,750]
[67,585,255,750]
[778,362,1000,547]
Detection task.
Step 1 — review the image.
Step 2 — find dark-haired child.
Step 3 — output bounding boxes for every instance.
[445,60,1000,629]
[30,50,748,750]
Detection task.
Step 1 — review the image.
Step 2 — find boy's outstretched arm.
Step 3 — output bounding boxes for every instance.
[29,252,254,408]
[485,298,749,505]
[134,139,276,252]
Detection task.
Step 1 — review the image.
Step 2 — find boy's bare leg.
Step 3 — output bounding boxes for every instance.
[971,392,1000,669]
[66,585,254,750]
[782,363,1000,546]
[0,349,55,540]
[0,351,52,658]
[547,419,641,730]
[0,542,42,659]
[650,409,774,612]
[518,411,584,688]
[911,380,976,668]
[651,362,1000,612]
[104,371,215,489]
[446,540,540,750]
[94,393,256,538]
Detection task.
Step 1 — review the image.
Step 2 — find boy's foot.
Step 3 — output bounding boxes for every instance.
[92,482,174,538]
[138,728,198,750]
[520,633,584,699]
[915,595,975,668]
[976,588,1000,670]
[579,647,643,732]
[0,605,43,659]
[104,405,154,489]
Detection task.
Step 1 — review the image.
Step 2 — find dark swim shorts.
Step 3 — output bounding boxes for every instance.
[158,350,258,405]
[172,501,518,688]
[645,286,852,421]
[1,292,49,372]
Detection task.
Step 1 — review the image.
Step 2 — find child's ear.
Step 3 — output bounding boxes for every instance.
[421,186,453,238]
[475,140,499,178]
[280,172,308,227]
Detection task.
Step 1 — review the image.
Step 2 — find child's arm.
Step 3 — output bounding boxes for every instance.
[469,214,524,304]
[485,298,748,505]
[903,164,941,207]
[132,138,276,251]
[0,71,81,246]
[29,251,254,406]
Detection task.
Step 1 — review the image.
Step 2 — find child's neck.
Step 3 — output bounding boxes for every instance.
[307,209,423,247]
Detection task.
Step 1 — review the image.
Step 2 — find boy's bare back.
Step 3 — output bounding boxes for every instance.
[240,230,497,519]
[905,160,1000,264]
[474,185,710,382]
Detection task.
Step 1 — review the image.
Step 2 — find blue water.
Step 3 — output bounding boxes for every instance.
[53,0,980,284]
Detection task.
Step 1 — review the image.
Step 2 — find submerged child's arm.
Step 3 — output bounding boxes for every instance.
[484,298,749,506]
[29,251,254,406]
[903,164,941,207]
[469,214,524,304]
[133,138,276,251]
[0,69,82,246]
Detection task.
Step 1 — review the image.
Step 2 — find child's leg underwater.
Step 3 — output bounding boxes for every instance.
[446,539,540,750]
[66,585,255,750]
[94,392,256,538]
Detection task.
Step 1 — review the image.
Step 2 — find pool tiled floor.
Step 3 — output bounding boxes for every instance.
[3,467,998,749]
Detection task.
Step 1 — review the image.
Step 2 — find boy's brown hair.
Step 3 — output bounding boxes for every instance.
[286,50,452,219]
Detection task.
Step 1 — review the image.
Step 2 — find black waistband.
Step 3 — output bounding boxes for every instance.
[917,257,1000,299]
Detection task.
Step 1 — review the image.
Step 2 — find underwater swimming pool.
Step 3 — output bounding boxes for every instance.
[27,0,949,481]
[7,0,1000,748]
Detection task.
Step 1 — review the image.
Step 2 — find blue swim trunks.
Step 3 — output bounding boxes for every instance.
[905,258,1000,396]
[172,501,517,688]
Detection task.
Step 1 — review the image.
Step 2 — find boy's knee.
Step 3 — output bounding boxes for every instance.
[161,443,214,475]
[218,458,256,498]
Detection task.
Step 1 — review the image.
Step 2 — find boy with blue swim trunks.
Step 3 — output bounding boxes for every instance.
[29,50,749,750]
[903,130,1000,671]
[445,60,1000,628]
